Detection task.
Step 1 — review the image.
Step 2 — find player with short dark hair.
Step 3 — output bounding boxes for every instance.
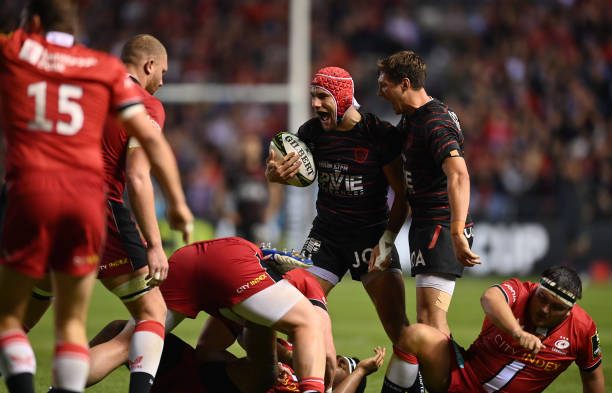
[266,66,423,392]
[394,266,605,393]
[0,2,192,393]
[376,49,480,391]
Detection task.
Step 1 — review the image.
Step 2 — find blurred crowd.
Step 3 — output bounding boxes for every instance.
[2,0,612,249]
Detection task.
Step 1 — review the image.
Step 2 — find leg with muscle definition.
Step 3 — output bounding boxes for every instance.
[101,266,167,393]
[363,270,422,393]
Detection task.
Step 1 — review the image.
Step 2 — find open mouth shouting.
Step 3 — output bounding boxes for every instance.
[316,110,333,128]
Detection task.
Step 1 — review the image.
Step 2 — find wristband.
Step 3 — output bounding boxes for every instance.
[374,230,398,269]
[450,220,465,235]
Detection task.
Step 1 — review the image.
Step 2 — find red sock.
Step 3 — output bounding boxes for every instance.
[53,342,89,392]
[299,376,324,393]
[393,345,418,364]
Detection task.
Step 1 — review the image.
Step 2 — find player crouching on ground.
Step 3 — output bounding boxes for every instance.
[392,266,605,393]
[85,237,333,393]
[89,316,384,393]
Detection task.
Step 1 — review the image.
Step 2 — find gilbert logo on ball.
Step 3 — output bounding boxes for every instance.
[270,131,316,187]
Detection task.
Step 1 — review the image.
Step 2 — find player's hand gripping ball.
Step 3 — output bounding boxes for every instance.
[269,131,316,187]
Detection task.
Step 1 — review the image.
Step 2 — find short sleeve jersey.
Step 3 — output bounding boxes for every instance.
[399,98,466,223]
[297,113,402,227]
[465,278,602,392]
[103,75,165,202]
[0,30,142,184]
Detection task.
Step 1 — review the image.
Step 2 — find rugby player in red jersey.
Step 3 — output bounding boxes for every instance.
[0,1,192,393]
[85,237,330,393]
[22,33,189,393]
[86,318,385,393]
[395,266,605,393]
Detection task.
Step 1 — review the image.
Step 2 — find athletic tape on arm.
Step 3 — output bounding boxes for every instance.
[374,230,398,269]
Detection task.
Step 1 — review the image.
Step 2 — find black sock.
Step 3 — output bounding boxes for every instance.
[130,371,155,393]
[48,389,80,393]
[405,371,425,393]
[381,376,405,393]
[6,372,35,393]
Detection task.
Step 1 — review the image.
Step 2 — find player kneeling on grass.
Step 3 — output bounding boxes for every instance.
[86,237,332,393]
[392,266,605,393]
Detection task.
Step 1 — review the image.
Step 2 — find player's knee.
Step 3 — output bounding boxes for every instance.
[130,288,167,322]
[398,324,431,353]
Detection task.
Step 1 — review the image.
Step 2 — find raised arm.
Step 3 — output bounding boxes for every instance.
[333,346,386,393]
[480,286,544,354]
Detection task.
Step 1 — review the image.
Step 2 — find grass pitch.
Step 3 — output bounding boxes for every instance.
[16,275,611,393]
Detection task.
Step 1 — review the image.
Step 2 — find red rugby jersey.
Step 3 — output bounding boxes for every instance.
[103,75,165,202]
[0,29,142,185]
[465,278,601,392]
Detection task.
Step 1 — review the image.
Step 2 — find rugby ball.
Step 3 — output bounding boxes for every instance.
[270,132,316,187]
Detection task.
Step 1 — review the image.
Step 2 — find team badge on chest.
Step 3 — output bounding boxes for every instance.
[354,147,369,163]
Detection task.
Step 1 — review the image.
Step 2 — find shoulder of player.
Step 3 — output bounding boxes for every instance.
[71,44,121,66]
[298,117,323,139]
[569,304,597,329]
[360,112,395,130]
[142,92,165,114]
[0,30,15,43]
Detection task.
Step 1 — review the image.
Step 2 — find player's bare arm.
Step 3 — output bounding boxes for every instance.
[442,156,481,267]
[265,149,302,184]
[369,156,407,272]
[333,346,386,393]
[121,109,194,243]
[126,146,168,284]
[579,365,605,393]
[481,286,544,354]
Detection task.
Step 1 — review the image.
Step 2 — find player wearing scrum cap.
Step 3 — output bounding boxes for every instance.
[394,266,605,393]
[266,66,424,392]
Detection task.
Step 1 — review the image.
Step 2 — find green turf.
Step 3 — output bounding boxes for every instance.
[12,276,611,393]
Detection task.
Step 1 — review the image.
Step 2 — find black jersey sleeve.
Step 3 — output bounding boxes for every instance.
[378,122,402,166]
[363,113,402,166]
[297,118,319,145]
[426,112,464,168]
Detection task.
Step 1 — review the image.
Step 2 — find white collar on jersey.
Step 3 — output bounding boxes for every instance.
[45,31,75,47]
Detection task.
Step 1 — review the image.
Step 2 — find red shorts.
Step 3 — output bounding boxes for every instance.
[284,269,327,309]
[98,199,147,278]
[0,174,105,279]
[161,237,279,318]
[447,340,486,393]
